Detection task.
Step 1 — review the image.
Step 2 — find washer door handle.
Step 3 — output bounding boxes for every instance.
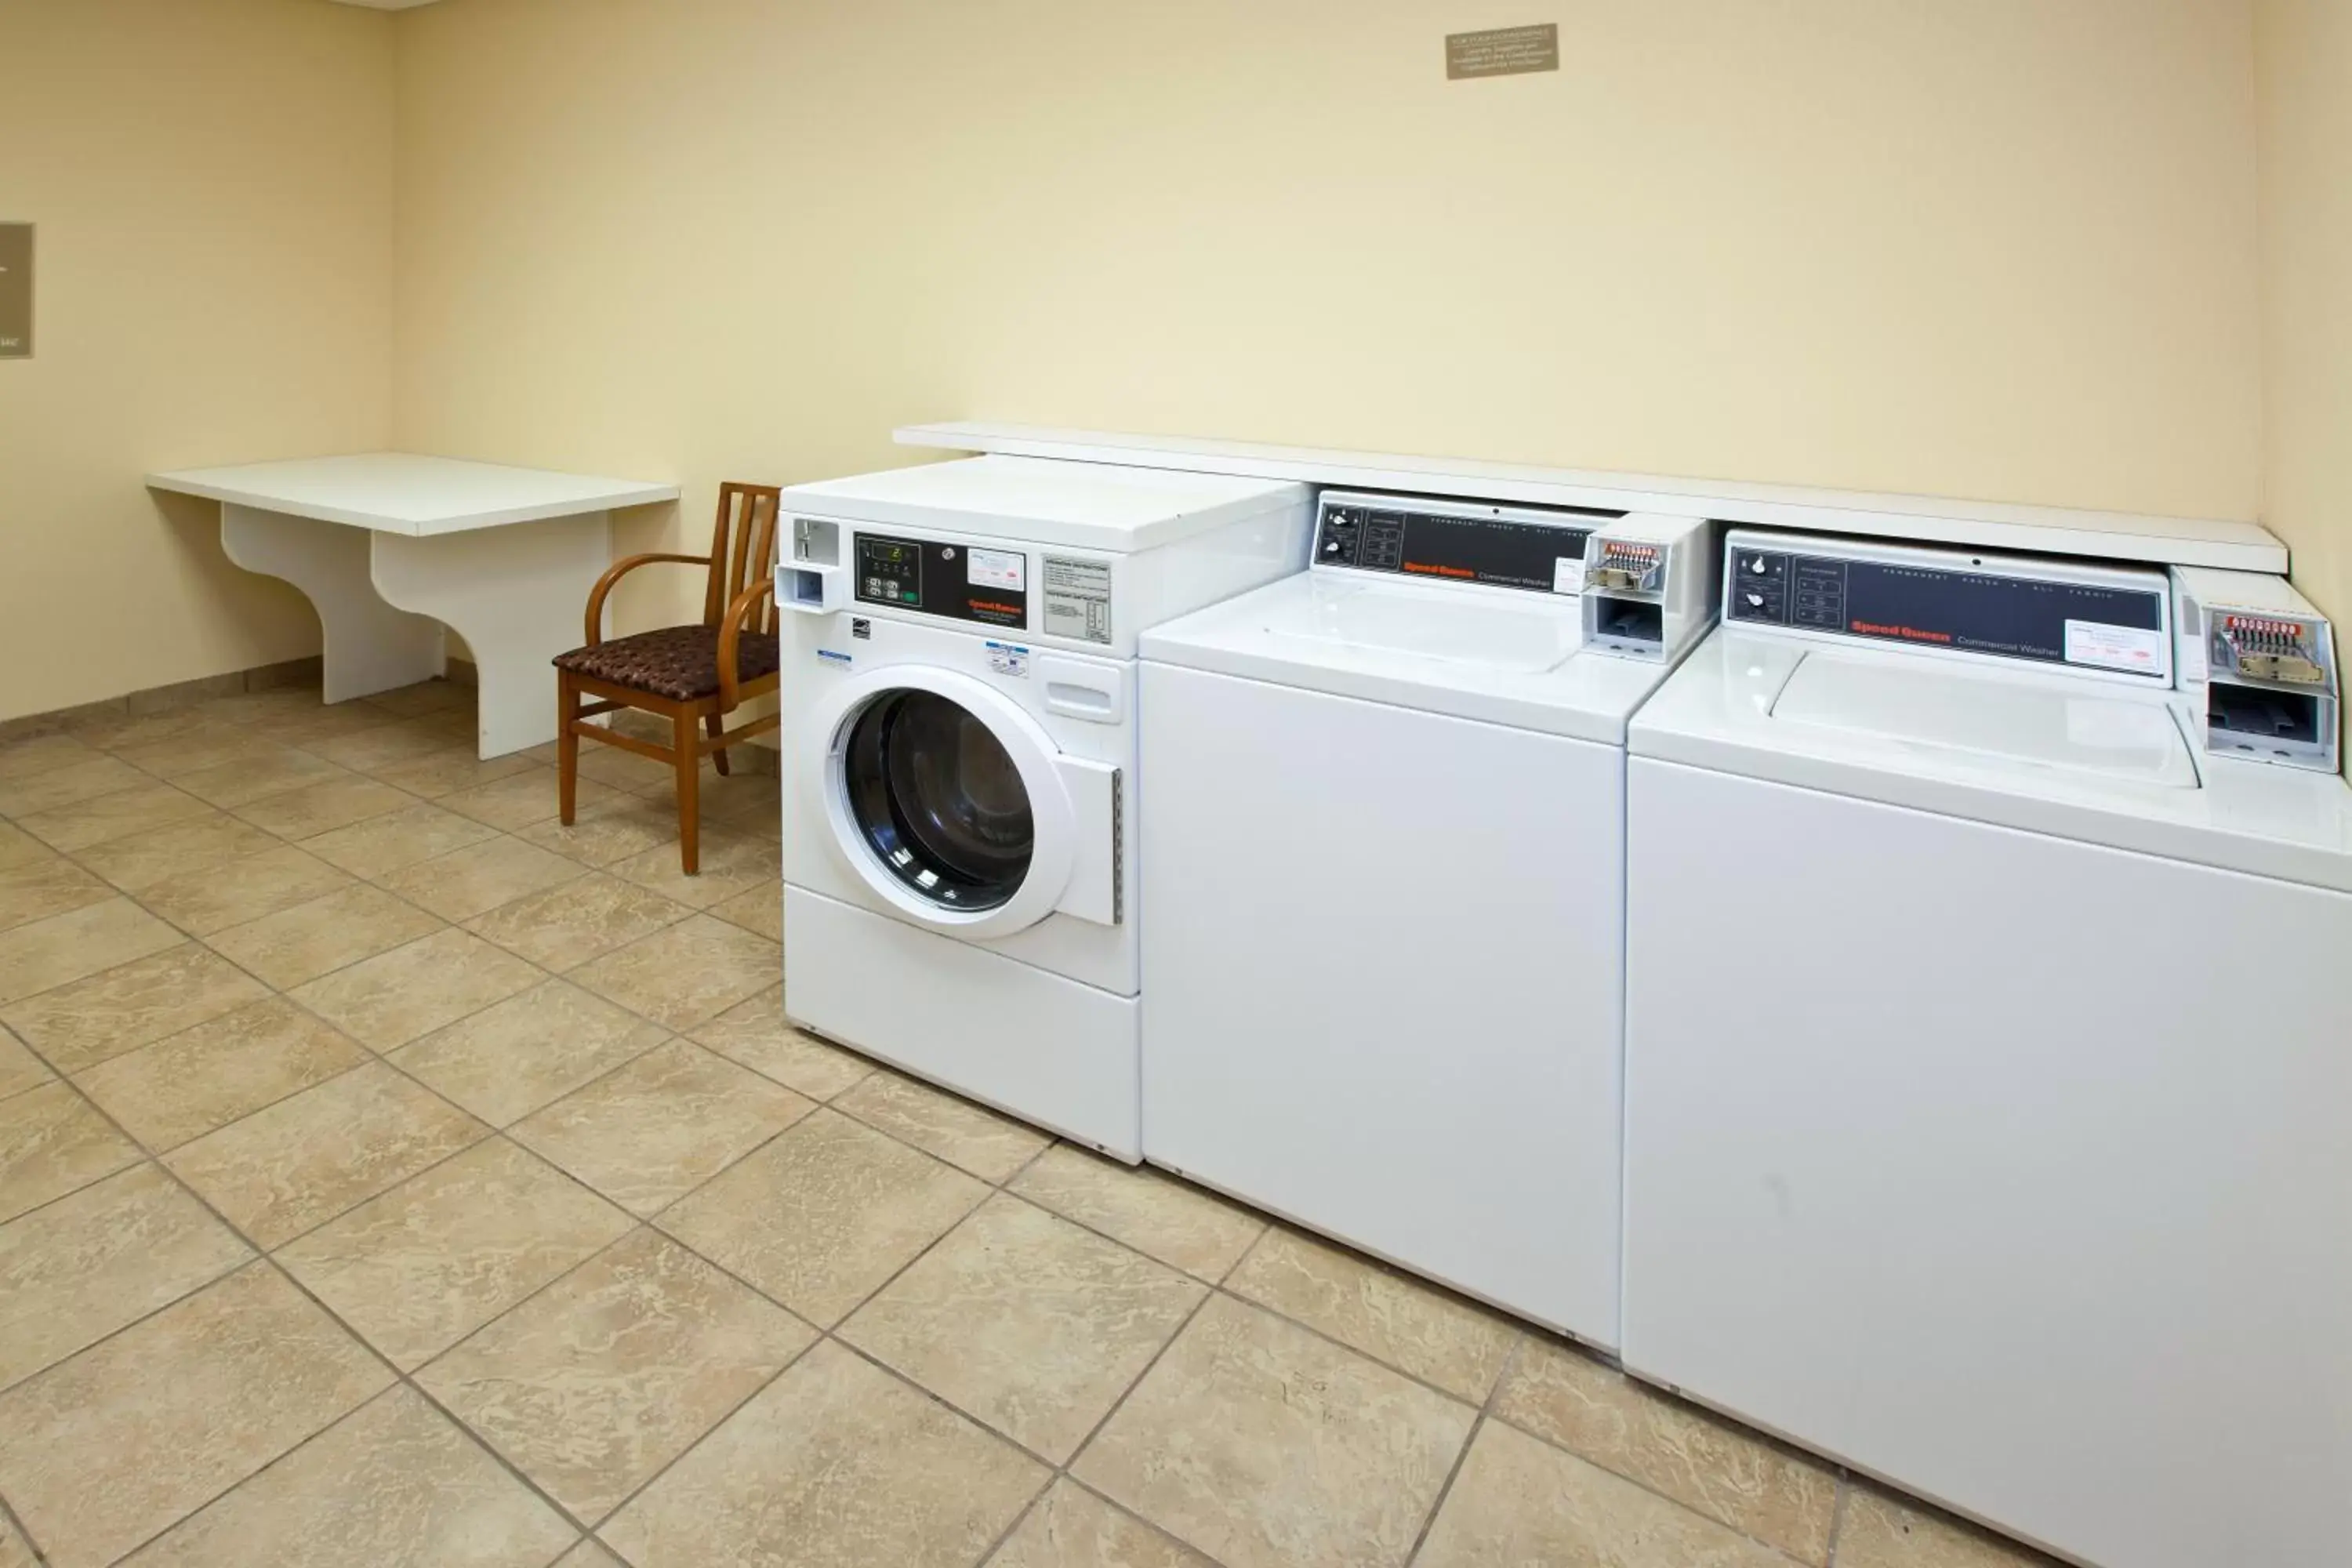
[1054,758,1122,927]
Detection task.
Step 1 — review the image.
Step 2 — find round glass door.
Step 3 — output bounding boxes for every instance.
[841,689,1034,911]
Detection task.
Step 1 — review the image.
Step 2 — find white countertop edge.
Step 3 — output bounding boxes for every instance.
[895,422,2287,575]
[147,454,681,537]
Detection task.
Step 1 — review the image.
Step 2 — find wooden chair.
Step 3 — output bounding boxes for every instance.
[554,482,782,873]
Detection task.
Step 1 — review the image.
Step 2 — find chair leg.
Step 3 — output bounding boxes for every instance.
[674,707,701,876]
[706,711,731,776]
[557,672,579,826]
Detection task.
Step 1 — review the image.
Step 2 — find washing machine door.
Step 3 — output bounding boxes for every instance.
[810,664,1111,940]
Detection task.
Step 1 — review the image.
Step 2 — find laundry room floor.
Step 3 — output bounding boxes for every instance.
[0,677,2057,1568]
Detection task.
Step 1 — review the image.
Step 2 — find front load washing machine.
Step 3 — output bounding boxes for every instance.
[774,456,1309,1159]
[1138,490,1715,1342]
[1621,530,2352,1568]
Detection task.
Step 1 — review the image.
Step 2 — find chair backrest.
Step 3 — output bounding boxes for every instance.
[703,482,782,633]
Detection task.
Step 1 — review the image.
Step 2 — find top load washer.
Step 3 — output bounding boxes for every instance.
[775,456,1310,1160]
[1139,490,1714,1341]
[1622,529,2352,1568]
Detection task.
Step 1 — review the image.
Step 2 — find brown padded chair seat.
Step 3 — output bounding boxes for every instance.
[554,625,782,703]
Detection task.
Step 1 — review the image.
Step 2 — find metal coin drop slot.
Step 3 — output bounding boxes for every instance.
[1593,596,1664,648]
[2209,683,2321,748]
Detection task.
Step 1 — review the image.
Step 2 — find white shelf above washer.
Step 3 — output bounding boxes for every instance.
[894,422,2286,575]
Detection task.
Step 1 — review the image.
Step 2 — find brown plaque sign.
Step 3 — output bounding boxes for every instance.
[0,225,28,359]
[1446,24,1559,80]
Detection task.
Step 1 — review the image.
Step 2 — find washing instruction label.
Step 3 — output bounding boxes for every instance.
[1552,557,1583,594]
[2063,620,2165,675]
[985,641,1031,677]
[1042,557,1114,645]
[967,548,1026,592]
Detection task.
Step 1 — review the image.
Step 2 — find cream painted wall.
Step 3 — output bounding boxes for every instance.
[0,0,2289,722]
[393,0,2266,617]
[0,0,397,722]
[2256,0,2352,748]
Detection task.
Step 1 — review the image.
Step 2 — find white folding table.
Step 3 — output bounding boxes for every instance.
[148,453,679,757]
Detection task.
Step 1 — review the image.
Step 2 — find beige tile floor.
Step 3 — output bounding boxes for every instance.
[0,679,2065,1568]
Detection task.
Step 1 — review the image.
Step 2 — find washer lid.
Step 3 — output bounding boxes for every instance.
[1771,653,2200,788]
[1266,579,1581,672]
[1142,572,1668,744]
[1631,630,2352,895]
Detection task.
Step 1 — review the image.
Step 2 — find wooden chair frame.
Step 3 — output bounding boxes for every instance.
[557,482,782,873]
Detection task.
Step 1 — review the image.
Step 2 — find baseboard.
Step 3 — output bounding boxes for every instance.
[0,654,783,781]
[0,655,325,742]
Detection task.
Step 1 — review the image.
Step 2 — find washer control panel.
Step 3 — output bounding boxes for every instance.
[1314,490,1609,595]
[854,532,1028,630]
[1723,530,2173,683]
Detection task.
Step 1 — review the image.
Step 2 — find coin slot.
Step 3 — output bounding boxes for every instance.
[2209,683,2320,747]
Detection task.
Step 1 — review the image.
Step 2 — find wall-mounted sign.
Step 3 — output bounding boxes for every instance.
[0,224,29,359]
[1446,24,1559,80]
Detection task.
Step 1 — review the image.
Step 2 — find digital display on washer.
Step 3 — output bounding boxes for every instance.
[855,532,1027,630]
[1316,500,1596,593]
[1727,548,2168,673]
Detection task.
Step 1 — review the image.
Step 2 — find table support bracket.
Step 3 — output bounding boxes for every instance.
[220,503,444,704]
[372,512,613,757]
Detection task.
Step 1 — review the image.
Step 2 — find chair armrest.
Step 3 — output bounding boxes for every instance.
[717,578,777,711]
[584,554,711,645]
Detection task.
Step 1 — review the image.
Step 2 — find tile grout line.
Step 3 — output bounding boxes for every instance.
[9,697,1933,1568]
[0,1472,45,1566]
[564,1153,1000,1537]
[0,1047,601,1560]
[0,1174,249,1402]
[1065,1473,1236,1568]
[11,798,1794,1568]
[5,714,786,1287]
[378,1210,829,1543]
[578,1324,830,1548]
[13,718,765,1046]
[256,1244,610,1547]
[162,908,1338,1568]
[13,1123,1775,1563]
[1402,1334,1526,1566]
[87,1382,517,1568]
[784,1096,1851,1568]
[1008,1268,1238,1568]
[9,1029,1830,1568]
[577,1119,1141,1554]
[2,739,740,1327]
[968,1484,1058,1568]
[177,1129,620,1547]
[24,744,1849,1568]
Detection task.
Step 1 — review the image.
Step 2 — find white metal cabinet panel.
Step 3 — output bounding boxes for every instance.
[1621,757,2352,1568]
[1140,662,1624,1343]
[785,887,1139,1159]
